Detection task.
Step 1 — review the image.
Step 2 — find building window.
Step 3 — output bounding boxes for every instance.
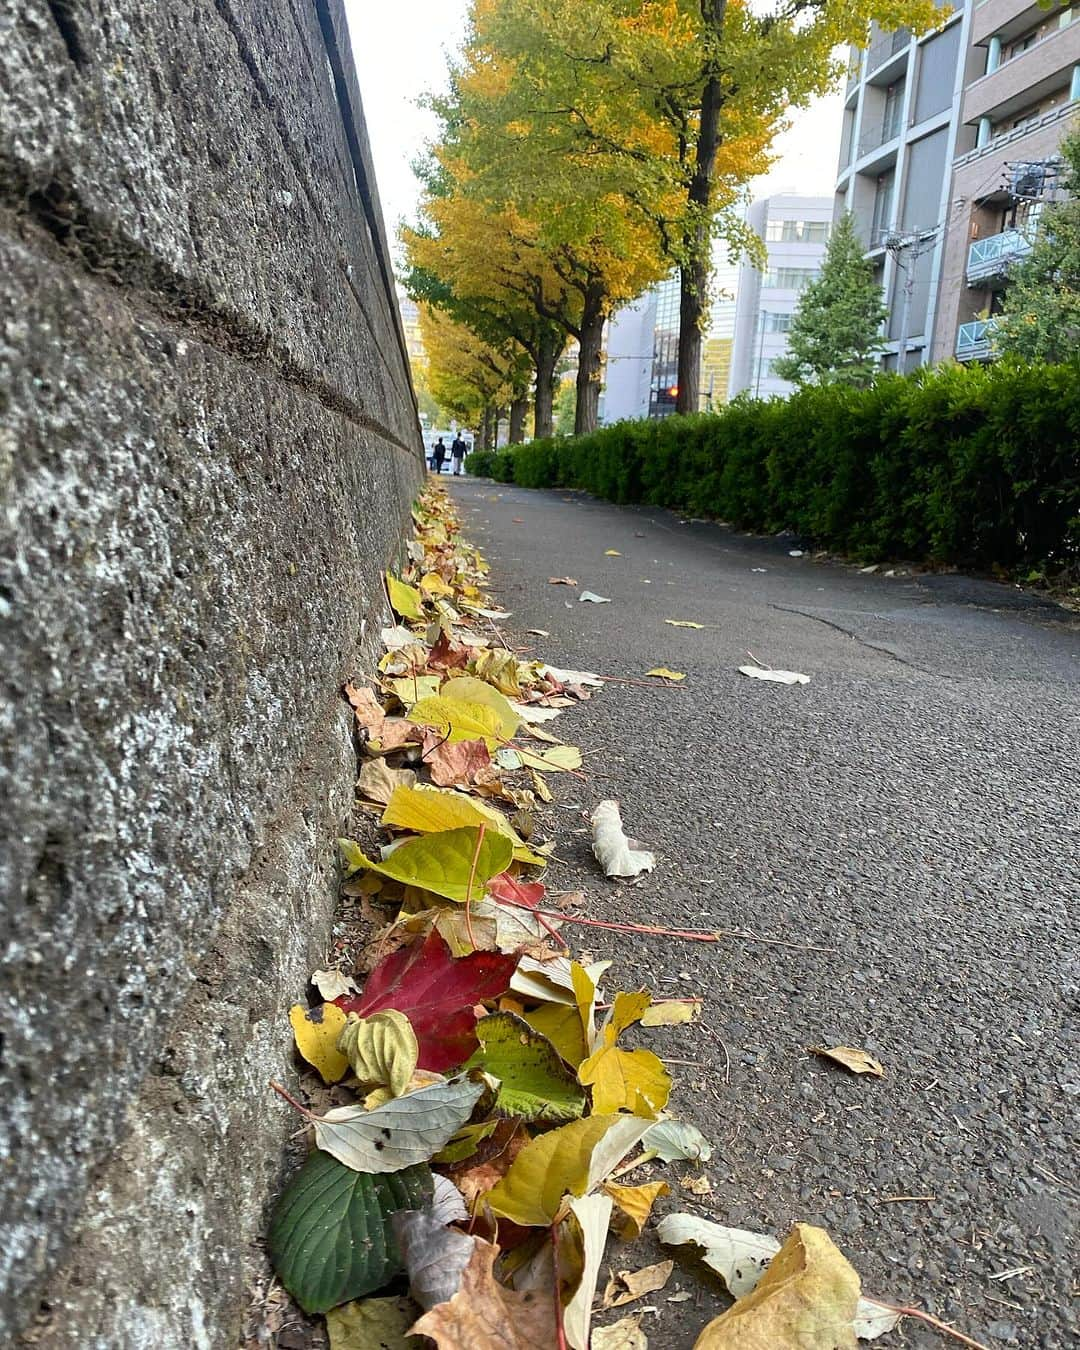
[754,356,788,382]
[765,219,832,243]
[871,170,895,244]
[761,310,793,332]
[883,79,905,140]
[763,267,818,289]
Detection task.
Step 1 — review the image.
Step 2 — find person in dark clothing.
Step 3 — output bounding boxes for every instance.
[450,434,467,475]
[432,438,447,473]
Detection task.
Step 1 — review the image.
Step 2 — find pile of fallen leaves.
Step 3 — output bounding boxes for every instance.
[266,485,983,1350]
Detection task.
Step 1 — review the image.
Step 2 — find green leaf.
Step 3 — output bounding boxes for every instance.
[339,827,513,904]
[268,1150,431,1313]
[465,1012,586,1121]
[327,1296,422,1349]
[313,1075,485,1171]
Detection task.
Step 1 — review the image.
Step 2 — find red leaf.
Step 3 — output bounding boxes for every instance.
[487,872,546,909]
[335,931,518,1072]
[421,730,497,787]
[428,631,471,670]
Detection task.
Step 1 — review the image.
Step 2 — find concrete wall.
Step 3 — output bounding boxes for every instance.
[0,2,423,1345]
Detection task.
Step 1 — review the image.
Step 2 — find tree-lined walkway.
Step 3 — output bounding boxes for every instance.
[451,476,1078,1348]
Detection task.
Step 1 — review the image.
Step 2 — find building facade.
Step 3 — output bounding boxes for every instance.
[932,2,1080,361]
[602,254,739,422]
[728,194,833,399]
[837,3,1078,369]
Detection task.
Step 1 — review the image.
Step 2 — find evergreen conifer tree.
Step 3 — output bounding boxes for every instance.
[772,213,887,388]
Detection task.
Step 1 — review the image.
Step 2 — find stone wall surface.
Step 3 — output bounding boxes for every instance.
[0,2,424,1344]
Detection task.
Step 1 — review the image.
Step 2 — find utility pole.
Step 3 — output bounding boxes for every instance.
[885,227,939,375]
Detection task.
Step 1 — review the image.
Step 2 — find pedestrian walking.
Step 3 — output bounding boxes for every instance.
[450,434,467,476]
[432,437,447,474]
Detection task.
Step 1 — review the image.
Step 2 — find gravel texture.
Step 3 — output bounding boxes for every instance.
[450,475,1079,1350]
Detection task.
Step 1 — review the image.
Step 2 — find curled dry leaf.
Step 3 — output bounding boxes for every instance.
[409,1237,557,1349]
[579,591,612,604]
[564,1192,615,1350]
[691,1224,859,1350]
[641,1118,713,1163]
[603,1179,671,1239]
[640,999,701,1027]
[338,1009,419,1097]
[601,1259,674,1309]
[591,800,656,879]
[664,619,705,629]
[593,1315,648,1350]
[344,682,385,735]
[310,968,358,1002]
[357,758,417,805]
[549,576,578,586]
[810,1045,885,1077]
[738,664,810,686]
[646,667,686,680]
[392,1207,478,1311]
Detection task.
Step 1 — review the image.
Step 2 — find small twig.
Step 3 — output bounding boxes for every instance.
[551,1221,568,1350]
[870,1301,992,1349]
[745,648,773,671]
[270,1081,313,1118]
[879,1195,936,1204]
[498,899,837,952]
[486,614,512,652]
[465,824,486,950]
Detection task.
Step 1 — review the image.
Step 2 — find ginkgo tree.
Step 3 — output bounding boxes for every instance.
[418,304,527,447]
[451,0,942,416]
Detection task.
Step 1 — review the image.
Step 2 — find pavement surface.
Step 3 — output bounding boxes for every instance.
[448,475,1079,1350]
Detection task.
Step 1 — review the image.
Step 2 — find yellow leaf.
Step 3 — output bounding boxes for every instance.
[289,1002,349,1084]
[383,674,442,708]
[440,675,521,736]
[693,1224,860,1349]
[609,990,651,1035]
[409,694,506,749]
[605,549,622,556]
[664,619,704,629]
[578,1041,671,1118]
[602,1259,674,1309]
[363,1067,443,1110]
[381,784,543,866]
[603,1180,670,1239]
[515,743,583,773]
[810,1046,885,1077]
[419,571,455,596]
[645,667,686,681]
[486,1115,649,1228]
[521,960,597,1067]
[467,650,524,698]
[386,572,425,621]
[641,999,701,1027]
[338,827,513,904]
[337,1010,418,1097]
[530,769,553,803]
[326,1296,420,1349]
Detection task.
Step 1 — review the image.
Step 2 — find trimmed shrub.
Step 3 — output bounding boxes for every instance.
[467,362,1080,573]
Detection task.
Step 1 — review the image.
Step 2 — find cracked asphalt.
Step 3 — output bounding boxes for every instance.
[448,476,1079,1349]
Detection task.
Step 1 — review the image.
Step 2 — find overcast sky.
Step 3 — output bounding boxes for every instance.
[346,1,844,263]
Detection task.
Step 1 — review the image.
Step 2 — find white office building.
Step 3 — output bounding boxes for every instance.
[728,194,833,399]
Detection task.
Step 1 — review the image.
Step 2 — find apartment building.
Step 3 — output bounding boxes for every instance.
[837,3,1078,368]
[836,7,969,371]
[728,194,833,398]
[932,2,1080,361]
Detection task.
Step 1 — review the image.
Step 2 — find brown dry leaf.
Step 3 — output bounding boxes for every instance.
[548,576,578,586]
[409,1238,556,1348]
[357,758,417,805]
[604,1180,670,1239]
[593,1315,648,1350]
[345,682,385,734]
[444,1118,529,1210]
[369,718,421,754]
[692,1223,859,1349]
[602,1259,674,1309]
[681,1174,713,1197]
[420,730,498,788]
[810,1046,885,1077]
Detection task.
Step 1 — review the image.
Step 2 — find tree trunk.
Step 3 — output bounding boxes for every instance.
[676,27,726,417]
[479,405,493,452]
[574,281,605,436]
[533,327,557,439]
[509,396,527,444]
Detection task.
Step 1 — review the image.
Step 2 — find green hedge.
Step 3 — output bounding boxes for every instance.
[467,363,1080,572]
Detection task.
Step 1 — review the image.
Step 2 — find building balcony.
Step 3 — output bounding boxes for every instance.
[865,28,911,82]
[966,228,1033,285]
[955,318,998,361]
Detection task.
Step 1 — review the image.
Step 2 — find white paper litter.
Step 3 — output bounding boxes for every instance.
[738,665,810,686]
[514,702,564,723]
[579,591,612,604]
[591,800,656,879]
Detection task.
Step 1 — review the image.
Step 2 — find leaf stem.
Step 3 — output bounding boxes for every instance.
[868,1301,991,1350]
[550,1220,569,1350]
[465,823,487,950]
[269,1080,313,1118]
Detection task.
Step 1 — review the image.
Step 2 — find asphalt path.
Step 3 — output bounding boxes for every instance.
[448,475,1079,1350]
